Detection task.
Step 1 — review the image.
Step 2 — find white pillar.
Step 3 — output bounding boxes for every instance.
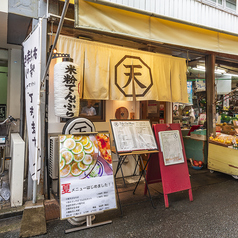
[10,133,25,207]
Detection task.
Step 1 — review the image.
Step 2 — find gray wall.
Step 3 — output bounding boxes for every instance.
[0,66,8,105]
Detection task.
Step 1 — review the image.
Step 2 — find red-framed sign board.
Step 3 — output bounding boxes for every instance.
[145,123,193,208]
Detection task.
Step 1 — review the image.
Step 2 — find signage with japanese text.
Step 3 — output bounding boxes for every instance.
[59,133,117,219]
[54,61,80,118]
[195,79,205,92]
[57,35,188,103]
[22,20,42,182]
[158,130,184,166]
[187,81,193,105]
[110,120,158,154]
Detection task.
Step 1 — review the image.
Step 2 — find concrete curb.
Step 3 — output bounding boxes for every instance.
[0,206,24,220]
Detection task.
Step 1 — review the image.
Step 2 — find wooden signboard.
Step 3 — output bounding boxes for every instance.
[145,123,193,208]
[110,119,158,154]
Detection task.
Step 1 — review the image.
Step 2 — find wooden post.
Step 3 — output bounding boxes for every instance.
[205,54,216,140]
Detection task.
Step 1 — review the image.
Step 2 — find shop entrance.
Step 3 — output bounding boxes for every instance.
[140,100,166,125]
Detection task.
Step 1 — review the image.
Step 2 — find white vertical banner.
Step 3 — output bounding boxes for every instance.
[22,20,42,183]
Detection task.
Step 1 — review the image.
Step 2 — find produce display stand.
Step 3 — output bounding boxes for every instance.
[145,123,193,208]
[110,120,159,216]
[208,142,238,178]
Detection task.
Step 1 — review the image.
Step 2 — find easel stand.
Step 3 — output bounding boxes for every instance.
[114,150,159,216]
[65,211,112,234]
[145,123,193,208]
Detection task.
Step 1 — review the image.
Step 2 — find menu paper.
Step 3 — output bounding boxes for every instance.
[159,130,184,166]
[59,133,117,220]
[110,120,158,153]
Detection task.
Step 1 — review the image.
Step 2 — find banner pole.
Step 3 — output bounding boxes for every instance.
[39,0,69,202]
[33,179,37,203]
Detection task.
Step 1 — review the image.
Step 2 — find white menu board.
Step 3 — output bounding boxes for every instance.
[59,133,117,220]
[110,120,158,153]
[158,130,184,166]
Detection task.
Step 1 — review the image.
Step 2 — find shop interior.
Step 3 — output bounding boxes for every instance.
[171,56,238,176]
[173,59,238,130]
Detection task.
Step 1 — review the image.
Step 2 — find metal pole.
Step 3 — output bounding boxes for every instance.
[45,78,50,199]
[39,0,69,202]
[41,0,70,86]
[33,179,37,203]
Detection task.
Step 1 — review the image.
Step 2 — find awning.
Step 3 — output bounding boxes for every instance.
[74,0,238,56]
[57,35,188,103]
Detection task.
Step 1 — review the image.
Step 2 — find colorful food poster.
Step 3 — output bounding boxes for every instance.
[59,133,117,220]
[158,130,184,166]
[110,120,158,153]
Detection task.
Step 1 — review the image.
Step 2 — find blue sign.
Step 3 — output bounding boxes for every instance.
[187,81,193,104]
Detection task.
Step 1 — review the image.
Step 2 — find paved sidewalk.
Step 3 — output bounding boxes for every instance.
[1,168,238,238]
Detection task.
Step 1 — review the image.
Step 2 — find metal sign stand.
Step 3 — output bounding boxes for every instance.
[110,119,159,216]
[65,211,112,234]
[114,150,158,216]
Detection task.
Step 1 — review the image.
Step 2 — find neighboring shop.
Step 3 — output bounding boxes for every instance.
[207,86,238,178]
[171,57,238,177]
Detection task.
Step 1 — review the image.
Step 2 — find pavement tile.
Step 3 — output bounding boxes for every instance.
[1,167,238,237]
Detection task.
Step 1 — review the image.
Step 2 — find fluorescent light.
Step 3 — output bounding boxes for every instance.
[225,73,238,77]
[192,65,226,75]
[193,65,205,71]
[215,68,226,74]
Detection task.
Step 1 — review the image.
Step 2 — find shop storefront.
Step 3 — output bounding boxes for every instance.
[45,0,238,186]
[3,1,238,234]
[47,34,188,188]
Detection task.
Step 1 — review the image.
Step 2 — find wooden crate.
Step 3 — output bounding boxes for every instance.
[208,143,238,176]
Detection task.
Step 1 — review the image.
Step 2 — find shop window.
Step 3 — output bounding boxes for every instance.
[209,0,222,5]
[226,0,236,10]
[61,99,105,123]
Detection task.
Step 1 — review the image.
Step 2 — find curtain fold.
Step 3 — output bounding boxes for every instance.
[109,47,133,101]
[153,56,172,102]
[170,58,188,103]
[84,42,110,99]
